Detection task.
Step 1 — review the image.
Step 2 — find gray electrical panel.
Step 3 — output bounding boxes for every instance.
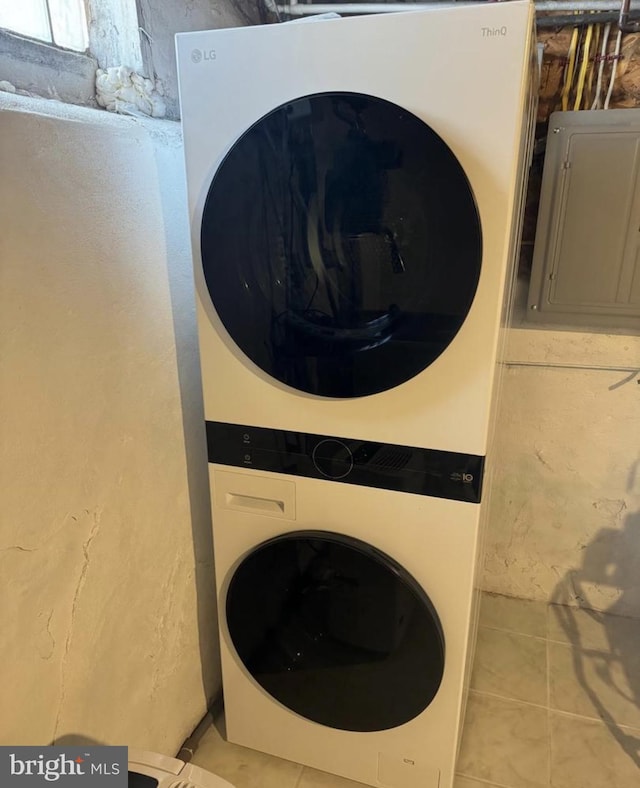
[527,109,640,329]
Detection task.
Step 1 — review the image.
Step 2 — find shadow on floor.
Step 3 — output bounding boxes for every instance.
[550,460,640,768]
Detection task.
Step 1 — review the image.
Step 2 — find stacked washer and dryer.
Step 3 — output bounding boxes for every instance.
[176,5,535,788]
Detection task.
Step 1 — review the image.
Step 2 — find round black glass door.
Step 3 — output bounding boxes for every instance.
[201,92,482,398]
[226,531,445,732]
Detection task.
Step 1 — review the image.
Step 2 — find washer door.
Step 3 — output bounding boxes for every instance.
[225,531,445,732]
[201,92,481,398]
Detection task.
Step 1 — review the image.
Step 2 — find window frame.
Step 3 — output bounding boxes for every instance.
[0,0,144,107]
[0,27,97,105]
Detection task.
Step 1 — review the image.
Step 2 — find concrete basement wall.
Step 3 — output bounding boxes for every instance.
[484,311,640,618]
[485,28,640,617]
[0,93,219,747]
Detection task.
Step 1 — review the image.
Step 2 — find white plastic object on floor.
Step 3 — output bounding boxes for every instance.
[128,749,234,788]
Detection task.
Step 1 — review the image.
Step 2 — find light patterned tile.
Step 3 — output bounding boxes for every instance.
[549,640,640,729]
[479,593,547,638]
[457,692,549,788]
[550,712,640,788]
[547,604,640,652]
[297,766,369,787]
[471,627,547,705]
[190,715,303,788]
[454,776,505,788]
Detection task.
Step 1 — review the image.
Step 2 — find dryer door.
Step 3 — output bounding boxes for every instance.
[225,531,445,732]
[200,92,481,398]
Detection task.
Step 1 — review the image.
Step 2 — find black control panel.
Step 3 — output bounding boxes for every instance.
[206,422,484,504]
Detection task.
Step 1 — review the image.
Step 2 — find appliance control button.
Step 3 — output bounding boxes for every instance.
[312,439,354,479]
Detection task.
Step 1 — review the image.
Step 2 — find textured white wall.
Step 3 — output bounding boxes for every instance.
[0,94,220,747]
[484,326,640,617]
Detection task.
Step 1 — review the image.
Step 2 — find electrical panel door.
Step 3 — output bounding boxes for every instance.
[528,109,640,329]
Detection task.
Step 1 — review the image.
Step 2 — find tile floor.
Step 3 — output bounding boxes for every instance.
[189,592,640,788]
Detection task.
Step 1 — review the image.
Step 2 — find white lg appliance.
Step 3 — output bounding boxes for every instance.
[209,467,483,788]
[176,5,535,788]
[176,2,534,456]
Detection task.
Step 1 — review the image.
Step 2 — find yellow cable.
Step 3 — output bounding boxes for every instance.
[561,26,579,111]
[574,24,593,110]
[586,23,600,106]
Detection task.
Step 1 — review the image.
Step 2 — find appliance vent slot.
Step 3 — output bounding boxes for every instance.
[369,447,412,470]
[168,781,198,788]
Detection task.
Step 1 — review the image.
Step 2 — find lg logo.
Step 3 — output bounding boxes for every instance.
[450,471,474,483]
[191,48,216,63]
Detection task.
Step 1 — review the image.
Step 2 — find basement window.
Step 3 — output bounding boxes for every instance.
[0,0,103,107]
[0,0,88,51]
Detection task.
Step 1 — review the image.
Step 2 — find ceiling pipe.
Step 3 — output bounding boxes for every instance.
[537,8,639,23]
[279,1,640,14]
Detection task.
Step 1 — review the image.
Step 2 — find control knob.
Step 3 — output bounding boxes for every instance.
[312,439,354,480]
